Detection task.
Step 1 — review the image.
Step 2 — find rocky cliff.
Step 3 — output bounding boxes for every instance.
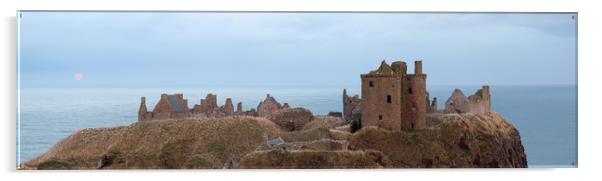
[351,112,527,168]
[22,112,526,169]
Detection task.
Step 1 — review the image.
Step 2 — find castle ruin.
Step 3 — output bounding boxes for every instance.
[138,93,294,122]
[138,94,190,121]
[344,60,491,131]
[444,85,491,114]
[359,60,428,130]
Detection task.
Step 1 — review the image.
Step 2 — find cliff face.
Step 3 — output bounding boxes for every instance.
[23,112,526,169]
[350,112,527,168]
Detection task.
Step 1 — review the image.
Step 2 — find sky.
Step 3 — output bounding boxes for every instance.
[18,12,577,88]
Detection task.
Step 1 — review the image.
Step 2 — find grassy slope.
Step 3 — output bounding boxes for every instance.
[25,116,282,169]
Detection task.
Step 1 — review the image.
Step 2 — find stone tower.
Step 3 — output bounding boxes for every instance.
[360,60,427,130]
[138,96,148,121]
[403,60,427,129]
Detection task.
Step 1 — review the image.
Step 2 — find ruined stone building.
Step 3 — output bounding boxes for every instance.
[344,60,491,131]
[138,93,297,122]
[342,89,361,124]
[138,93,243,121]
[190,93,241,117]
[444,85,491,114]
[358,60,429,130]
[138,94,190,121]
[257,94,283,117]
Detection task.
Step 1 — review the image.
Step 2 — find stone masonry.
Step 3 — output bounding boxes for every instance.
[359,60,427,130]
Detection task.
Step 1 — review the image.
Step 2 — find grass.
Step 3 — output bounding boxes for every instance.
[24,116,283,169]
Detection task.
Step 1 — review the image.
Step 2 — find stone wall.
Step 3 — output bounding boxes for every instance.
[403,68,427,129]
[444,86,491,114]
[138,93,190,121]
[361,61,403,131]
[342,89,361,123]
[467,85,491,114]
[359,60,427,131]
[257,94,283,117]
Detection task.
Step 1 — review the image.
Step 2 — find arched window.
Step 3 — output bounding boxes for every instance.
[387,95,391,103]
[369,81,374,87]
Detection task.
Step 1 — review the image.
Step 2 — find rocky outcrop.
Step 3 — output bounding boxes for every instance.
[349,112,527,168]
[257,94,283,117]
[23,111,526,169]
[266,108,314,131]
[237,150,385,169]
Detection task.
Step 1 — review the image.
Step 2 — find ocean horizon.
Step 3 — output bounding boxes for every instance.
[16,84,577,167]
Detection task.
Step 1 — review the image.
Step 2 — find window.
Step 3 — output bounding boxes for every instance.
[379,115,382,120]
[387,95,391,103]
[411,124,415,129]
[409,88,413,94]
[369,81,374,87]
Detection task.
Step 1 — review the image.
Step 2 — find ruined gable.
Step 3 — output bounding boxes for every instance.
[138,93,190,121]
[444,89,470,113]
[444,86,491,114]
[368,60,395,75]
[467,85,491,114]
[257,94,283,117]
[152,94,188,113]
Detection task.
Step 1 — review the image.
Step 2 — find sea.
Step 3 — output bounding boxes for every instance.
[17,85,577,168]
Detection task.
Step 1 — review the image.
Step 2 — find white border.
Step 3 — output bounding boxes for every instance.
[2,0,600,181]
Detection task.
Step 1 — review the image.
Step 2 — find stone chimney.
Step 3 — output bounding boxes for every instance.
[236,102,243,113]
[223,98,234,115]
[482,85,491,113]
[415,60,423,75]
[138,96,148,121]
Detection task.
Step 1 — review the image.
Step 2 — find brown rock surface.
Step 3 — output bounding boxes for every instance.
[237,150,385,169]
[349,112,527,168]
[23,112,526,169]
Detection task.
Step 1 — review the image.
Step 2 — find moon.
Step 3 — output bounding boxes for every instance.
[74,73,83,81]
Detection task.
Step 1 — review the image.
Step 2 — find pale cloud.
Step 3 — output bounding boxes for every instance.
[18,12,576,88]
